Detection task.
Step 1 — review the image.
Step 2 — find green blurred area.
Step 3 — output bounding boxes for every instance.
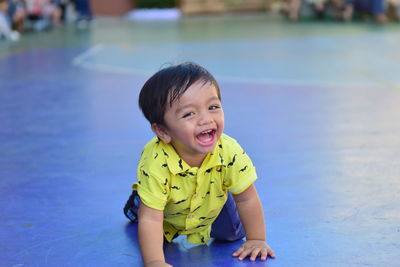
[135,0,176,8]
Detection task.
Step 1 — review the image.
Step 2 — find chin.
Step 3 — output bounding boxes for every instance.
[197,142,217,154]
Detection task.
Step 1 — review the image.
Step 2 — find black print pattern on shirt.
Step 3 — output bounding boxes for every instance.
[219,153,224,164]
[216,168,222,173]
[192,206,201,212]
[219,144,222,149]
[154,153,158,159]
[178,173,187,177]
[205,168,212,173]
[187,172,195,176]
[202,191,210,199]
[162,149,169,158]
[142,170,149,177]
[174,199,187,204]
[162,163,168,168]
[164,178,168,185]
[169,212,183,216]
[178,159,183,170]
[227,154,237,167]
[239,165,248,172]
[171,186,180,190]
[199,215,216,221]
[201,236,205,243]
[217,194,224,198]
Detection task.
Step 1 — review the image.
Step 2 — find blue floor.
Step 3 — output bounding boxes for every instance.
[1,15,400,266]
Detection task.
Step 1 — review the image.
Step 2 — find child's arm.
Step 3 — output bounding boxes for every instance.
[138,203,172,267]
[232,184,276,261]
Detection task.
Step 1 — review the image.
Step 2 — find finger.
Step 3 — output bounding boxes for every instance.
[268,247,276,258]
[249,248,262,261]
[232,246,245,257]
[260,248,269,261]
[238,247,253,260]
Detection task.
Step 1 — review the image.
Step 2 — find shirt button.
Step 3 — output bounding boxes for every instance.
[193,193,198,198]
[187,214,194,219]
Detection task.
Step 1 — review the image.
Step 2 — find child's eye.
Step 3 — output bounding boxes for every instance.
[182,112,195,118]
[209,105,220,110]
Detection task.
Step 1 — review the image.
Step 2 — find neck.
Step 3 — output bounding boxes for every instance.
[172,147,208,168]
[184,154,207,168]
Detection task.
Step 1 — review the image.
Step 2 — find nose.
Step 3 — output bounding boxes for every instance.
[198,111,213,126]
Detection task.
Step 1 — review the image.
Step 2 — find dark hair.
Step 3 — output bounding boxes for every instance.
[138,62,221,126]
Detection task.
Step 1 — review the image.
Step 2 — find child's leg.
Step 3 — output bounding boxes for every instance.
[210,192,245,242]
[123,190,140,223]
[124,191,180,243]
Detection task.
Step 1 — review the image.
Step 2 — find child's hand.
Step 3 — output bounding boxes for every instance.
[232,240,276,261]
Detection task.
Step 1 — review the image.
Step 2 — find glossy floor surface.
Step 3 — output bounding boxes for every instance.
[1,14,400,266]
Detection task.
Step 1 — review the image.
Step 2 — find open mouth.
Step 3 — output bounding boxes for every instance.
[196,129,216,146]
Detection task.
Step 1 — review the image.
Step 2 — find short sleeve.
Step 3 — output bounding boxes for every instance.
[135,168,169,210]
[223,139,257,194]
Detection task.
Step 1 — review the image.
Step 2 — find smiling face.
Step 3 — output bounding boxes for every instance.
[152,80,224,167]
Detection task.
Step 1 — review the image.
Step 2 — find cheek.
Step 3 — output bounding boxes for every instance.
[175,124,195,139]
[218,115,225,128]
[219,121,225,132]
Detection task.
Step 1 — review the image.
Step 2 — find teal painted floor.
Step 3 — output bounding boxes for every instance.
[1,14,399,266]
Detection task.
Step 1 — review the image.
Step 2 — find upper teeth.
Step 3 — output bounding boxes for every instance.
[201,130,212,134]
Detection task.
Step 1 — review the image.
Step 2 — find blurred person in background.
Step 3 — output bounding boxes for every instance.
[0,0,19,40]
[74,0,92,27]
[51,0,64,22]
[281,0,351,21]
[281,0,302,20]
[25,0,61,26]
[386,0,400,20]
[341,0,388,23]
[51,0,69,22]
[7,0,25,32]
[307,0,329,19]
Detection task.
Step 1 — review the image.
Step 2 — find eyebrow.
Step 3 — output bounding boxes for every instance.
[175,96,220,114]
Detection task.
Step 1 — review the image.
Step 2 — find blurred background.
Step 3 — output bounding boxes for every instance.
[0,0,399,41]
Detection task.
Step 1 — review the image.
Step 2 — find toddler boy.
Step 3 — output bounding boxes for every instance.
[124,62,275,267]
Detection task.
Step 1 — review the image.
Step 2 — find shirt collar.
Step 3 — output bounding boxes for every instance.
[161,138,225,175]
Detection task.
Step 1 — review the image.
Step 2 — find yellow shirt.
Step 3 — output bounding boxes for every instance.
[133,133,257,244]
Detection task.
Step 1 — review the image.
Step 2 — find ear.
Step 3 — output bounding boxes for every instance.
[151,123,172,143]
